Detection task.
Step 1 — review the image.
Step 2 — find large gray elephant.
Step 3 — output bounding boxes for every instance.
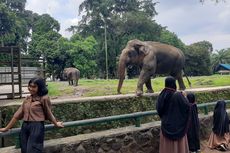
[117,39,191,96]
[63,67,80,86]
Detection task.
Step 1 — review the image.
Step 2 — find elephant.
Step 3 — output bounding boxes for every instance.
[117,39,191,96]
[63,67,80,86]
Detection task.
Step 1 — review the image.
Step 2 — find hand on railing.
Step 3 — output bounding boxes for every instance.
[55,121,64,128]
[0,128,9,132]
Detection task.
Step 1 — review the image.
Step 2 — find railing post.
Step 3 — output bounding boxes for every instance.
[14,134,20,149]
[15,121,22,148]
[134,117,141,127]
[204,106,208,115]
[0,110,3,147]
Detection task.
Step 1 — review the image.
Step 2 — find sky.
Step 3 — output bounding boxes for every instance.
[25,0,230,51]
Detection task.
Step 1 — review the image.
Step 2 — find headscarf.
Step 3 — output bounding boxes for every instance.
[213,100,229,136]
[157,76,191,140]
[187,92,195,104]
[186,92,200,151]
[156,76,176,118]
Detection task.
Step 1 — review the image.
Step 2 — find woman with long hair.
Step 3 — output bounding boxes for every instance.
[208,100,230,151]
[0,77,64,153]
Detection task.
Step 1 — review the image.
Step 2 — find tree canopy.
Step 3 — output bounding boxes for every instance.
[1,0,229,78]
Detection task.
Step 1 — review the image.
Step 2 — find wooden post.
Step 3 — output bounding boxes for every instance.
[18,48,22,98]
[0,110,2,147]
[11,47,15,99]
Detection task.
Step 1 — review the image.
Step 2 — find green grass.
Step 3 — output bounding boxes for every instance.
[47,75,230,97]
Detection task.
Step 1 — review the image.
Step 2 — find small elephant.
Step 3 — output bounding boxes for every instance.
[63,67,80,86]
[117,39,191,96]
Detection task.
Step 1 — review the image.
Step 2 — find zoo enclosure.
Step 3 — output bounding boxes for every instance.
[0,46,46,99]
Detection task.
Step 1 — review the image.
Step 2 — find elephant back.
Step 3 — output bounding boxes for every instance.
[64,67,80,80]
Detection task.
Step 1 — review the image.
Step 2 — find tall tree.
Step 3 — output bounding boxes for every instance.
[184,42,212,76]
[68,34,98,78]
[28,14,62,78]
[66,25,78,35]
[77,0,161,78]
[0,0,33,52]
[159,29,185,51]
[211,48,230,72]
[0,3,17,46]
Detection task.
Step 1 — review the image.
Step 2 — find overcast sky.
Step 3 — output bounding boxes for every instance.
[25,0,230,51]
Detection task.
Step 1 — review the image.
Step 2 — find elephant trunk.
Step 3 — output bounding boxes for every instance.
[117,55,126,94]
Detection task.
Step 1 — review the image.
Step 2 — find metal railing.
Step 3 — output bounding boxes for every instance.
[0,99,229,148]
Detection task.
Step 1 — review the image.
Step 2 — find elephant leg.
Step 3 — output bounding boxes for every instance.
[137,70,152,96]
[75,79,78,86]
[175,71,186,90]
[145,79,154,93]
[68,80,71,85]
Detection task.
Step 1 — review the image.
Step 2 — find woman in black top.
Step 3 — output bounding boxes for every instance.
[156,76,191,153]
[187,92,200,153]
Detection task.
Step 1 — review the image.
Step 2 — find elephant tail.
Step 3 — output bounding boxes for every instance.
[183,69,191,87]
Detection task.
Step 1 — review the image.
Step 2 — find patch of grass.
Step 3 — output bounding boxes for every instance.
[47,75,230,97]
[47,82,74,97]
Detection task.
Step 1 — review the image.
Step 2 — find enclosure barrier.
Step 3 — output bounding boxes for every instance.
[0,100,229,148]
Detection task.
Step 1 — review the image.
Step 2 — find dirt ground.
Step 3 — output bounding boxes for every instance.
[201,140,230,153]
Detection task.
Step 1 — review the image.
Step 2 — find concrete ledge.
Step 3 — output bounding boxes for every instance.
[1,86,230,106]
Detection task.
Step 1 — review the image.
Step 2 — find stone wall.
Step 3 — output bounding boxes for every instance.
[0,113,213,153]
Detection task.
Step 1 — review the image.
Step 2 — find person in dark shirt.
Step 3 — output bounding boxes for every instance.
[156,76,191,153]
[208,100,230,151]
[0,77,64,153]
[186,92,201,153]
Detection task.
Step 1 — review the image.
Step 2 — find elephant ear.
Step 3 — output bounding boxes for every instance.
[133,41,150,55]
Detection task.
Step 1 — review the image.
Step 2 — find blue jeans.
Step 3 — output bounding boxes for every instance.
[20,121,44,153]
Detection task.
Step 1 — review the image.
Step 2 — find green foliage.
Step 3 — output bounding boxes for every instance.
[211,48,230,72]
[159,29,185,51]
[27,14,63,77]
[46,75,230,97]
[184,42,212,76]
[0,0,32,52]
[68,34,98,78]
[192,41,213,53]
[0,3,17,45]
[32,14,60,34]
[77,0,161,78]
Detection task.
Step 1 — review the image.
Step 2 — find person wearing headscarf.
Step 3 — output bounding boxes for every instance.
[187,92,200,153]
[208,100,230,151]
[156,76,191,153]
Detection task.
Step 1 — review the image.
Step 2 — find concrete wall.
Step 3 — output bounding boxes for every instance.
[0,113,213,153]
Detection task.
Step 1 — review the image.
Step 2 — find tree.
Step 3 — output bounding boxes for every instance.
[184,42,212,76]
[32,14,60,34]
[0,0,33,52]
[76,0,162,78]
[28,14,62,78]
[192,41,213,53]
[66,25,78,35]
[211,48,230,72]
[68,34,98,78]
[0,3,17,46]
[159,29,185,51]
